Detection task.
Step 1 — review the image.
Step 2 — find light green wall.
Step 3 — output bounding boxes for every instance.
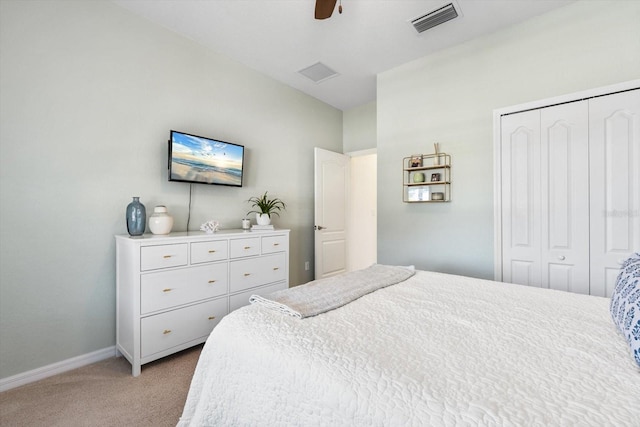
[377,1,640,278]
[0,0,342,378]
[343,101,376,153]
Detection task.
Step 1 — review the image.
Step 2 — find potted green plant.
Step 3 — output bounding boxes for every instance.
[246,191,286,226]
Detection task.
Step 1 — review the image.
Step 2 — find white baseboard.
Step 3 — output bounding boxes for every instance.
[0,346,116,392]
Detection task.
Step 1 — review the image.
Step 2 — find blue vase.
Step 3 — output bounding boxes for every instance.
[126,197,146,236]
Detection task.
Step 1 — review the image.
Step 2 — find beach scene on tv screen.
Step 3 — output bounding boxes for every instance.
[171,132,243,186]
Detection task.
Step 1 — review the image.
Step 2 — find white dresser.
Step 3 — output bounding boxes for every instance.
[115,229,290,376]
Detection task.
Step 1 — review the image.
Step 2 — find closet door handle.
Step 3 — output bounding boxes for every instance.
[558,255,566,261]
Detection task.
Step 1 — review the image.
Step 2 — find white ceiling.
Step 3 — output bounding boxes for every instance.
[112,0,574,111]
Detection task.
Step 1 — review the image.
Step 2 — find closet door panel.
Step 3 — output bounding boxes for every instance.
[501,110,541,287]
[589,89,640,297]
[547,264,573,293]
[540,101,589,294]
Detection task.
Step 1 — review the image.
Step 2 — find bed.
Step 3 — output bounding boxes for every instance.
[178,264,640,426]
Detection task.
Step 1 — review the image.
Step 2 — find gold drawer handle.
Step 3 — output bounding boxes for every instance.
[244,246,251,250]
[273,243,280,246]
[208,250,216,253]
[162,288,172,293]
[208,280,216,283]
[273,267,279,271]
[163,255,172,259]
[208,316,216,320]
[244,273,251,277]
[163,329,172,335]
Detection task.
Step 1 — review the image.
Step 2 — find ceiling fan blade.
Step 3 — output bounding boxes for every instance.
[315,0,337,20]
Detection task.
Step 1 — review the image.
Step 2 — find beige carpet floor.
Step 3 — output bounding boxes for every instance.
[0,344,202,427]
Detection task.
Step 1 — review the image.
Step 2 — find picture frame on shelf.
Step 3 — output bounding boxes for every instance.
[409,155,422,168]
[431,173,441,182]
[408,187,430,202]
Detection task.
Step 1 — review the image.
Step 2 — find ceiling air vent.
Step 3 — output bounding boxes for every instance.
[298,62,339,84]
[411,3,458,34]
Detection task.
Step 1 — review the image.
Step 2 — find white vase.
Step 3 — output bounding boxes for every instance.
[149,206,174,235]
[256,213,271,226]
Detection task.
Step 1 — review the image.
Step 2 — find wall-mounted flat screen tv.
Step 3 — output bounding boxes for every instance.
[169,130,244,187]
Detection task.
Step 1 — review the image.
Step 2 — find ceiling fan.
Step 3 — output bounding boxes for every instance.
[315,0,343,20]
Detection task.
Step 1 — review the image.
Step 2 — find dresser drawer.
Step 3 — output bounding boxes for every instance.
[229,252,286,292]
[140,243,188,271]
[191,240,228,264]
[229,281,287,312]
[141,297,228,358]
[140,263,228,314]
[229,237,260,258]
[261,234,288,254]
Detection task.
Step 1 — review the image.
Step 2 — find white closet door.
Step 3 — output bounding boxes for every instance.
[589,89,640,297]
[540,101,590,294]
[501,110,542,287]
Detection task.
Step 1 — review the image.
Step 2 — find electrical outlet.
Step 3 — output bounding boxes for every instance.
[305,261,310,271]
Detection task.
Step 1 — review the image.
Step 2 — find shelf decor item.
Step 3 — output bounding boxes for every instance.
[410,155,422,168]
[200,220,220,234]
[246,191,286,226]
[126,197,146,236]
[408,187,430,201]
[149,205,174,235]
[413,172,426,183]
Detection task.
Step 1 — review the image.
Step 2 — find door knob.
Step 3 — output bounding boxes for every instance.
[314,225,326,230]
[558,255,566,261]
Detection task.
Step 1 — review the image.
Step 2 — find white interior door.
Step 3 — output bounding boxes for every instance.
[540,101,590,294]
[501,110,542,287]
[589,89,640,297]
[314,148,350,279]
[502,103,591,293]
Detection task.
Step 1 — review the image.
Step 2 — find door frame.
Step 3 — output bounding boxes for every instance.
[345,148,377,272]
[492,79,640,281]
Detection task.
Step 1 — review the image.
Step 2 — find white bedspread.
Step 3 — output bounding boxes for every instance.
[178,270,640,426]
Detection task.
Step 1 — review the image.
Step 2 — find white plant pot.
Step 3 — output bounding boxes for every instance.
[256,213,271,226]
